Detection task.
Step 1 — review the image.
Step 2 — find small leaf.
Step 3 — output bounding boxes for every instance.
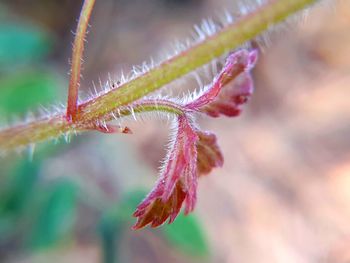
[196,131,223,175]
[162,213,209,257]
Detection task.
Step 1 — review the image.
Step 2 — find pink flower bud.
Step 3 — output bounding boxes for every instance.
[133,116,224,229]
[187,49,257,117]
[132,49,257,229]
[196,131,224,175]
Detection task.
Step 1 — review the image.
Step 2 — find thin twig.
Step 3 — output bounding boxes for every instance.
[66,0,96,121]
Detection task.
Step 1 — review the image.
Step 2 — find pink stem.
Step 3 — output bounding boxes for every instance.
[66,0,96,122]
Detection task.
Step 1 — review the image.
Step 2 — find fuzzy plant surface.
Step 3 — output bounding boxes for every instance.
[0,0,318,229]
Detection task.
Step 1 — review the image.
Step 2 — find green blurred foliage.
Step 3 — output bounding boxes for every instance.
[99,190,209,263]
[0,18,61,118]
[0,158,78,252]
[29,180,78,249]
[0,23,52,70]
[99,190,147,263]
[162,213,209,257]
[0,15,74,257]
[0,159,40,242]
[0,70,60,116]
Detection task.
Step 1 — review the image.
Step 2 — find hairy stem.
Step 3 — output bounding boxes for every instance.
[66,0,96,121]
[119,99,186,117]
[0,0,317,152]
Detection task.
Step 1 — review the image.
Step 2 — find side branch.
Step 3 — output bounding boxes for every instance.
[75,0,317,123]
[0,0,317,152]
[66,0,96,121]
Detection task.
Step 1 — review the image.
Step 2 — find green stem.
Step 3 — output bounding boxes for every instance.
[107,99,186,120]
[80,99,186,132]
[0,0,317,152]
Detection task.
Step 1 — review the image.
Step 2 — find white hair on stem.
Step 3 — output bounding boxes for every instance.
[0,0,321,156]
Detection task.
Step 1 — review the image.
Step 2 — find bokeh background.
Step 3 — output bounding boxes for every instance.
[0,0,350,262]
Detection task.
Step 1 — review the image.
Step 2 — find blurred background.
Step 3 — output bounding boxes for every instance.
[0,0,349,262]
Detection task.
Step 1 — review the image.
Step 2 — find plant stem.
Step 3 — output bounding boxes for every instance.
[0,0,317,152]
[66,0,96,122]
[0,99,186,151]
